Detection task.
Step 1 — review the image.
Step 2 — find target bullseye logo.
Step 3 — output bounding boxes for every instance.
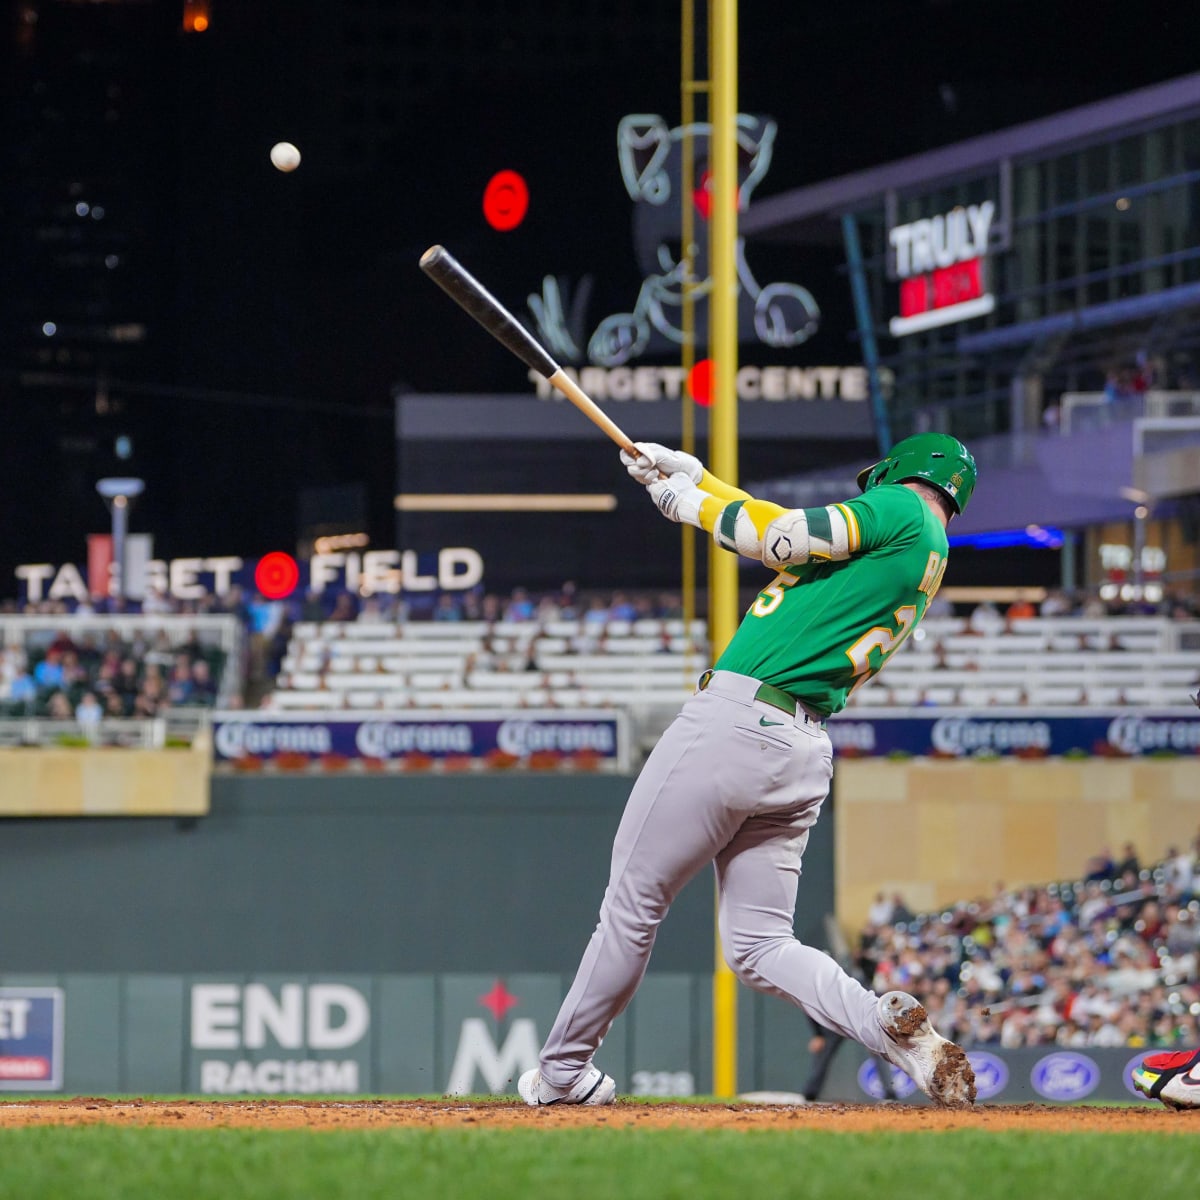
[687,358,714,407]
[483,170,529,232]
[254,552,300,600]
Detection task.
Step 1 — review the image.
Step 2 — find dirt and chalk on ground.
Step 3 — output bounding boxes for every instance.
[0,1099,1192,1133]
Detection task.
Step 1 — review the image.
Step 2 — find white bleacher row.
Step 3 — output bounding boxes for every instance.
[894,613,1182,646]
[282,640,699,675]
[850,684,1180,707]
[268,618,709,712]
[268,689,700,712]
[289,618,706,642]
[264,615,1200,713]
[844,615,1200,710]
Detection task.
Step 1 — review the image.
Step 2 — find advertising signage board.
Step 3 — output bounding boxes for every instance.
[396,367,885,443]
[888,201,997,336]
[211,711,631,770]
[829,708,1200,758]
[16,547,484,603]
[209,709,1200,767]
[0,988,64,1091]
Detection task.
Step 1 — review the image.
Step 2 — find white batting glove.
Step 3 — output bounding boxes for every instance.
[647,471,705,525]
[620,442,704,487]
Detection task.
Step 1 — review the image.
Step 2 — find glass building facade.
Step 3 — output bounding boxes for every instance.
[750,75,1200,445]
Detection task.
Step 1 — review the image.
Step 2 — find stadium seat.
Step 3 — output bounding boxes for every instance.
[263,612,1199,719]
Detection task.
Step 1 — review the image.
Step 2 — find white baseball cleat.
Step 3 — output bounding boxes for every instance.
[517,1065,617,1107]
[876,991,976,1108]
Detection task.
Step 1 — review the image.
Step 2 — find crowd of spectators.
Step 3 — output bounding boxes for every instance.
[279,580,687,630]
[4,578,1199,717]
[1,583,693,713]
[1040,350,1198,430]
[0,626,222,721]
[288,583,1200,630]
[928,588,1200,628]
[856,838,1200,1051]
[9,580,1199,640]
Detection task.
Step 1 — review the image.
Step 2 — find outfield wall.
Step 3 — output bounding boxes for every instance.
[6,754,1192,974]
[1,762,1193,1099]
[0,772,833,974]
[0,771,830,1096]
[0,974,1160,1104]
[0,744,209,817]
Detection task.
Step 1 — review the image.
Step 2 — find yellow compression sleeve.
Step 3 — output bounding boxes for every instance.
[695,495,788,538]
[698,469,752,502]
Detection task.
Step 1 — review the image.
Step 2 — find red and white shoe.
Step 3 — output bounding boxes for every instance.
[1132,1048,1200,1110]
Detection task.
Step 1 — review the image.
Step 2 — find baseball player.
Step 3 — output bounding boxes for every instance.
[518,433,978,1108]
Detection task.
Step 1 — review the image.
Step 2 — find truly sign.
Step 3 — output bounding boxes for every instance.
[888,201,995,336]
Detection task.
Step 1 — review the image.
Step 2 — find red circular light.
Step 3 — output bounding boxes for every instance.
[483,170,529,232]
[693,170,713,221]
[687,358,714,407]
[693,169,742,221]
[255,552,300,600]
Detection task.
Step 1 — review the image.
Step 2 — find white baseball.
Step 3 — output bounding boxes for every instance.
[270,142,301,173]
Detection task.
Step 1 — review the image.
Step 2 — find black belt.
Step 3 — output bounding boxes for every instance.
[698,669,807,719]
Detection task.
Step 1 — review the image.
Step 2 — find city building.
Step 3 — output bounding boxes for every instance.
[743,72,1200,598]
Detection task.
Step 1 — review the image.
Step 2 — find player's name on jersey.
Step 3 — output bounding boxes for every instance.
[528,365,891,404]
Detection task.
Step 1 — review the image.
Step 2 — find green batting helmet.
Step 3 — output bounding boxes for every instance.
[856,432,977,514]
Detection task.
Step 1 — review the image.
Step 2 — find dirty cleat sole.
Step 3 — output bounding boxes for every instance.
[518,1065,617,1106]
[877,991,976,1108]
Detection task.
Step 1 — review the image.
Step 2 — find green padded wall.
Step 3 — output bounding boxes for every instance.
[0,773,835,975]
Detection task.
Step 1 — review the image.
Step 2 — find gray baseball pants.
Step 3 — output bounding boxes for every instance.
[539,669,891,1091]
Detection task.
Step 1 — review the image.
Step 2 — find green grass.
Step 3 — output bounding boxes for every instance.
[0,1128,1197,1200]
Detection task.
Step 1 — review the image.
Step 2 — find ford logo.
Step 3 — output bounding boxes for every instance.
[1030,1052,1100,1101]
[857,1058,918,1101]
[966,1051,1009,1101]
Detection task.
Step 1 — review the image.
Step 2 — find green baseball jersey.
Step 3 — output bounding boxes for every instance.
[714,485,949,717]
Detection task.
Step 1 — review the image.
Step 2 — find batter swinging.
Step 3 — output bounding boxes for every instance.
[518,433,979,1108]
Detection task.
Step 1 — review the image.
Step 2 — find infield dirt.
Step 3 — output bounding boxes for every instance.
[0,1099,1193,1132]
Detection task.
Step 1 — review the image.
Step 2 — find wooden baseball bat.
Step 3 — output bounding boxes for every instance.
[419,244,640,457]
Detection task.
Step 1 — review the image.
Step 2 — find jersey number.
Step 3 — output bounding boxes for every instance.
[750,571,798,617]
[753,551,943,692]
[845,605,918,692]
[845,553,943,690]
[917,550,947,598]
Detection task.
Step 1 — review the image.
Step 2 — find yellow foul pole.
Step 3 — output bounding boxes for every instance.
[709,0,739,1099]
[680,0,701,649]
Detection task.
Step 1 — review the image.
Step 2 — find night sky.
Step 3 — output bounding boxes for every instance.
[2,0,1199,585]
